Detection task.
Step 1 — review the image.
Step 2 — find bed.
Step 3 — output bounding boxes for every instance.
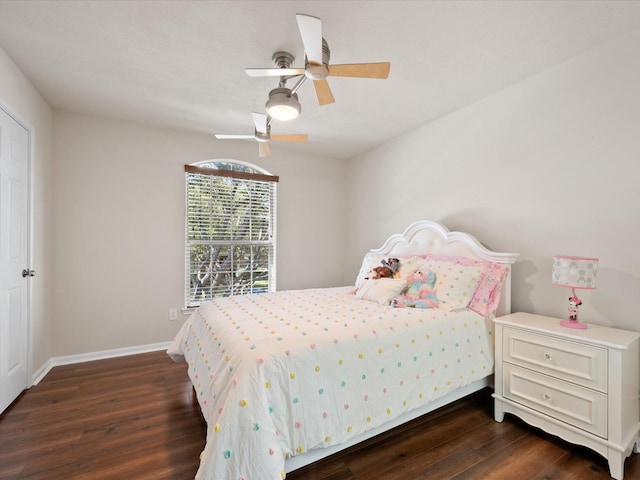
[167,220,519,480]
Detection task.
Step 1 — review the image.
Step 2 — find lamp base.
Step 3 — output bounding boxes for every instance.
[560,319,588,329]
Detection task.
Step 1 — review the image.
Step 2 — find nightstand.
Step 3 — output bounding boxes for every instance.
[493,312,640,480]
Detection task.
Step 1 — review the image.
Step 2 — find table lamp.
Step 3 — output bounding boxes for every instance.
[551,255,598,329]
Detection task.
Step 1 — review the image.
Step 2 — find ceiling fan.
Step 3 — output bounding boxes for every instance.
[245,13,391,106]
[214,112,307,157]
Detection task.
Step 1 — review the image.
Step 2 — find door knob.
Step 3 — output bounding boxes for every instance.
[22,269,36,278]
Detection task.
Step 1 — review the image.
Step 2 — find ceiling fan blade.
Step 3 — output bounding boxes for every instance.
[258,142,271,157]
[251,112,268,133]
[313,79,335,105]
[245,67,305,77]
[328,62,391,79]
[296,13,323,65]
[270,134,308,143]
[215,134,254,140]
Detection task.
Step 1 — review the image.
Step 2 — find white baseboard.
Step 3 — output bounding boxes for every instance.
[32,359,54,386]
[31,341,171,386]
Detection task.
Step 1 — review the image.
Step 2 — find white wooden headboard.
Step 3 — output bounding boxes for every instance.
[369,220,519,316]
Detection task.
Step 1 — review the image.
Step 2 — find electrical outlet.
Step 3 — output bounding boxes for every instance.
[169,308,178,321]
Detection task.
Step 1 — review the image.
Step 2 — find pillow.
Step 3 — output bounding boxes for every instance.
[394,255,421,281]
[420,254,509,316]
[355,278,406,305]
[468,262,509,316]
[416,258,482,311]
[392,270,438,309]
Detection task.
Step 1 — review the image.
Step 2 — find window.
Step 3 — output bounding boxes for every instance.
[185,160,278,307]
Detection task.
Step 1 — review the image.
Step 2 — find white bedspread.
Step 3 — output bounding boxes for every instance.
[167,286,494,480]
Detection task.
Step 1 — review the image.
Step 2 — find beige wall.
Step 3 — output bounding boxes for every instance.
[345,30,640,331]
[51,112,346,356]
[0,47,54,374]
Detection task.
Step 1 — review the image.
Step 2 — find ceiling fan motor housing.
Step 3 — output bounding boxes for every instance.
[305,38,330,80]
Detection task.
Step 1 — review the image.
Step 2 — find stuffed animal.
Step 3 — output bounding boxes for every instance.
[392,270,438,309]
[366,258,400,280]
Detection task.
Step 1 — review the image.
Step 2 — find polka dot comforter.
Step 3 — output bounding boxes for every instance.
[167,286,494,480]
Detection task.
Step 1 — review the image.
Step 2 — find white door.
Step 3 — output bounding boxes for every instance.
[0,107,30,414]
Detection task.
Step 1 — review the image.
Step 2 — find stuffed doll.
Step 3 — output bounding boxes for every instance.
[392,270,438,309]
[366,258,400,280]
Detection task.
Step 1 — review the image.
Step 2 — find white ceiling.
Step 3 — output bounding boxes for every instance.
[1,1,640,160]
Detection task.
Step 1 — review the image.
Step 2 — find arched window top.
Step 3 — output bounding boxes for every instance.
[187,159,278,183]
[192,159,274,177]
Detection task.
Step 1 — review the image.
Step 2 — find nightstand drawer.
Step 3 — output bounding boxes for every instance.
[503,327,607,392]
[503,363,607,438]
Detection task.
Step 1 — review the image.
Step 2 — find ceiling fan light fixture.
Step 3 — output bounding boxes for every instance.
[266,88,301,121]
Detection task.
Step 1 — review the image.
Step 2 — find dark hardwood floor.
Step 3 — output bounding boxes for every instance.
[0,351,637,480]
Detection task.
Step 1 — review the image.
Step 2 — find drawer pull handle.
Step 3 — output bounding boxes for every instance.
[543,393,552,402]
[544,353,552,361]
